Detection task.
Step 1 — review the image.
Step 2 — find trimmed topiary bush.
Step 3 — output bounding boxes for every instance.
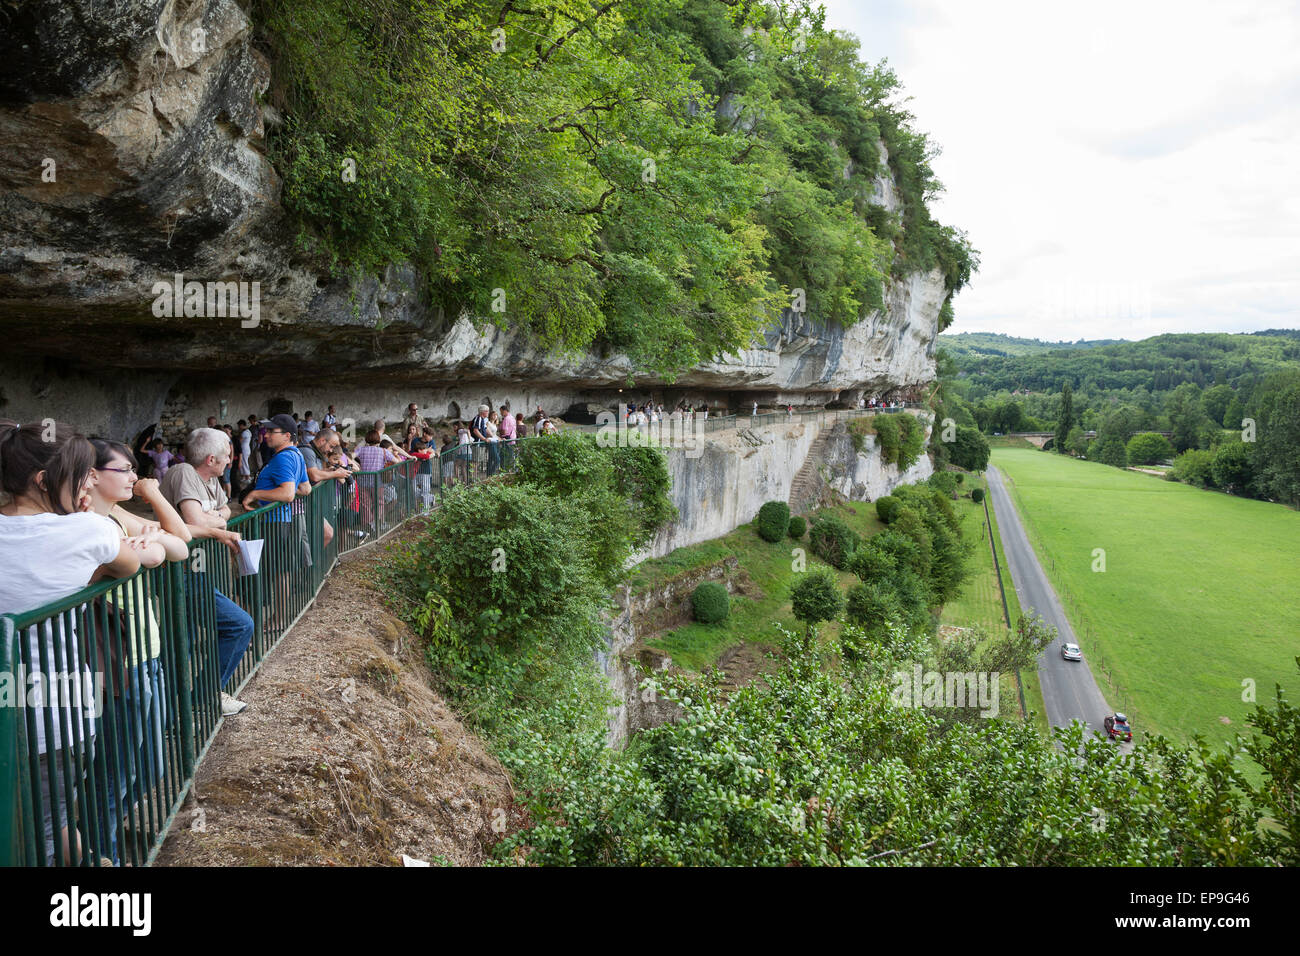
[789,568,844,628]
[756,500,791,543]
[787,515,806,539]
[971,488,985,504]
[691,581,730,623]
[809,513,860,569]
[875,495,902,524]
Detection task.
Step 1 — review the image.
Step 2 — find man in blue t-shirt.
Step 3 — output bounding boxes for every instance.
[243,414,307,521]
[242,414,311,632]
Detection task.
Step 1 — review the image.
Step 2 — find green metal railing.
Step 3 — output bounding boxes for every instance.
[0,457,423,867]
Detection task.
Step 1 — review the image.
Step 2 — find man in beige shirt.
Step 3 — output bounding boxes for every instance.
[159,427,252,715]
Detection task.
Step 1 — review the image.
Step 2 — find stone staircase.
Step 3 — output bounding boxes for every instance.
[787,428,831,514]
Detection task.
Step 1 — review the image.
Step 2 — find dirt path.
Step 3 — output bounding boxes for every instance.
[156,537,514,867]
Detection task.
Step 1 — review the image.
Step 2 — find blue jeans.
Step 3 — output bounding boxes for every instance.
[185,575,254,691]
[214,588,254,689]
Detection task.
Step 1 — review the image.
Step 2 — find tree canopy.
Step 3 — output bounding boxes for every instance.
[256,0,976,379]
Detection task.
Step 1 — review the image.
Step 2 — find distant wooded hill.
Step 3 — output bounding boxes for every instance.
[941,329,1300,393]
[937,331,1123,359]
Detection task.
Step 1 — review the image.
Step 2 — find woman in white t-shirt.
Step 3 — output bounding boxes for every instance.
[0,422,153,865]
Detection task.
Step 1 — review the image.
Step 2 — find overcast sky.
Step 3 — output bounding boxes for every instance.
[818,0,1300,342]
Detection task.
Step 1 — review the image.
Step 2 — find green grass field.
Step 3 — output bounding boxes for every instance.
[991,447,1300,753]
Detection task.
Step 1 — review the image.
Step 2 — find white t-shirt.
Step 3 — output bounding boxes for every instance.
[0,511,122,753]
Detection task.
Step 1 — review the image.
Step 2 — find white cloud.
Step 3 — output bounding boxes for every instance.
[818,0,1300,340]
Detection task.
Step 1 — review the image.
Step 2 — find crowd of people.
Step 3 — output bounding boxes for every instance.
[1,392,912,864]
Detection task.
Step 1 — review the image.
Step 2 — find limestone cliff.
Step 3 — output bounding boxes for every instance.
[0,0,945,436]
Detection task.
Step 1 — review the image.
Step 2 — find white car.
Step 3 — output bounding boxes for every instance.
[1062,642,1083,661]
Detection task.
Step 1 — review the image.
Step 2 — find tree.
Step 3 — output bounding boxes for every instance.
[1170,448,1215,487]
[1093,437,1128,468]
[1211,441,1254,495]
[1223,395,1245,429]
[1167,382,1209,453]
[949,426,990,471]
[1202,384,1234,426]
[1251,370,1300,506]
[1097,404,1146,447]
[1125,432,1173,465]
[790,568,844,631]
[1054,381,1075,453]
[1065,426,1088,457]
[845,581,903,642]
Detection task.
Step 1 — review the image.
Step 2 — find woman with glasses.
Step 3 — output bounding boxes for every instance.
[86,439,190,865]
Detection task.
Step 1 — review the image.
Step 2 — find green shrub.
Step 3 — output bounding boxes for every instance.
[517,431,613,498]
[787,515,806,539]
[1211,440,1254,494]
[846,544,897,583]
[756,501,791,543]
[847,418,872,454]
[789,568,844,628]
[845,581,903,641]
[896,414,926,470]
[927,471,958,498]
[971,487,985,504]
[950,425,990,471]
[872,414,900,463]
[607,445,678,547]
[809,513,860,569]
[1126,432,1174,465]
[691,581,730,623]
[382,483,609,702]
[955,473,964,484]
[892,508,933,579]
[872,414,926,470]
[1171,448,1215,488]
[875,495,902,524]
[1093,437,1128,468]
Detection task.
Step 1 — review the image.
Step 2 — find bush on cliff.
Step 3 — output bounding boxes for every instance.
[756,501,791,542]
[691,582,730,624]
[789,568,844,630]
[787,515,807,539]
[875,495,902,524]
[809,513,859,569]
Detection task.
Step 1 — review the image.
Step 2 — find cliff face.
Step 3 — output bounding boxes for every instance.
[0,0,944,435]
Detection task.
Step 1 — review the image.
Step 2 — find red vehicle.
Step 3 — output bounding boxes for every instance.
[1103,713,1133,742]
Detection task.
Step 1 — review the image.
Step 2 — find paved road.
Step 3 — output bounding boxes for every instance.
[986,466,1120,741]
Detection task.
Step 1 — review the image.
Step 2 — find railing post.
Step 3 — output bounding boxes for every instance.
[0,617,21,865]
[168,561,196,778]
